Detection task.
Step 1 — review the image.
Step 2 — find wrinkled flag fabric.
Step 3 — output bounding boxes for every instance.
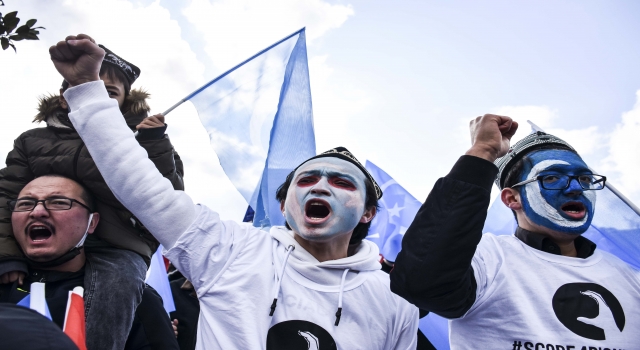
[146,245,176,314]
[63,287,86,350]
[189,28,316,228]
[364,160,422,262]
[364,161,450,350]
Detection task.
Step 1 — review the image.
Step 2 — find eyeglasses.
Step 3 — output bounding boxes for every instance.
[511,174,606,191]
[7,197,91,212]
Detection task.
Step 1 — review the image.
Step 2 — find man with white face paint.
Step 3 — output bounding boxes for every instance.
[391,114,640,349]
[48,34,419,350]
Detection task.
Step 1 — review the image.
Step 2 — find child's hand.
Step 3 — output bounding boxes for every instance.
[0,271,25,285]
[172,319,179,338]
[137,114,165,130]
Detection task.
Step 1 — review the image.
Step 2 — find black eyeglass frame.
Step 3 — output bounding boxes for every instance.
[7,197,92,212]
[510,174,607,191]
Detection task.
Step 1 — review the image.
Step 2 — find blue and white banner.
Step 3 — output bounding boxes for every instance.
[364,160,422,262]
[188,28,316,228]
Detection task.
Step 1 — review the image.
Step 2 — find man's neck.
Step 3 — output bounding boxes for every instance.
[39,252,86,273]
[519,221,579,257]
[293,233,351,262]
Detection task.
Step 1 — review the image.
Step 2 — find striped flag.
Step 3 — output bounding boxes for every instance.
[63,286,87,350]
[17,282,52,320]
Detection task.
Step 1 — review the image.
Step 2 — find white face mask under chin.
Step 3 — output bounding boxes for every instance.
[74,213,93,248]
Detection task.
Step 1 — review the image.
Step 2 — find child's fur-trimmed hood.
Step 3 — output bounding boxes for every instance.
[34,88,151,129]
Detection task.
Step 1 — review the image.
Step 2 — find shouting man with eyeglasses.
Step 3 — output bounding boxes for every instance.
[391,115,640,349]
[0,175,180,349]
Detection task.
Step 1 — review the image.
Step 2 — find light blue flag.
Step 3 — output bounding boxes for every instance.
[185,28,315,228]
[17,283,52,320]
[364,161,422,262]
[483,123,640,270]
[145,245,176,314]
[364,161,450,350]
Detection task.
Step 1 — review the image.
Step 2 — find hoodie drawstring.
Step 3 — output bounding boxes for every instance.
[334,268,349,326]
[270,245,295,316]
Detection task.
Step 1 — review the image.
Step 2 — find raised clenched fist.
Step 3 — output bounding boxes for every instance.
[49,34,105,87]
[465,114,518,162]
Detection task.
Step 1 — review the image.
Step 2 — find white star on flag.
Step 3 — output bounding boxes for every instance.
[387,203,404,219]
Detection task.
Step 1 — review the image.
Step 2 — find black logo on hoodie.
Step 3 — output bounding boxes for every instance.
[267,320,336,350]
[552,283,625,340]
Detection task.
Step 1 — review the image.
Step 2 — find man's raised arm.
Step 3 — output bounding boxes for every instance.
[50,35,196,249]
[390,115,517,318]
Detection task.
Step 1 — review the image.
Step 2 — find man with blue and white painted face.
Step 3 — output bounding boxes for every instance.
[392,114,640,349]
[500,148,601,256]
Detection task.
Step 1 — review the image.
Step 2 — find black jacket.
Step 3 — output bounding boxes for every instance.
[0,303,78,350]
[390,155,497,318]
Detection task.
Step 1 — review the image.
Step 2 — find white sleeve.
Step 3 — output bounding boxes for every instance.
[164,205,264,294]
[64,81,196,249]
[466,233,505,316]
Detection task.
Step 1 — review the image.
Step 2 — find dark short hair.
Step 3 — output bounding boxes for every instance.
[34,174,96,212]
[61,64,131,97]
[275,170,379,246]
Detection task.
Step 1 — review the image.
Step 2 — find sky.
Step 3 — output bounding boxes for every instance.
[2,0,640,221]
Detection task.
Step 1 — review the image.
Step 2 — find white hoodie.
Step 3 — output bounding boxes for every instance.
[64,81,419,350]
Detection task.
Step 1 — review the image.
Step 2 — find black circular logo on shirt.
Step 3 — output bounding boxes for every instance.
[267,320,336,350]
[552,283,625,340]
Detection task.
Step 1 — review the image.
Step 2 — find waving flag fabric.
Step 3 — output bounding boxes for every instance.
[63,287,87,350]
[483,122,640,270]
[146,245,176,314]
[364,161,450,350]
[364,161,422,262]
[188,28,316,228]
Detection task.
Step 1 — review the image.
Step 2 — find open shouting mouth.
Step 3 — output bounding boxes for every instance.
[560,201,587,220]
[26,222,55,244]
[304,199,332,225]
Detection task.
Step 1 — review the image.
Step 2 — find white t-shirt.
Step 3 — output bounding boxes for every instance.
[449,233,640,350]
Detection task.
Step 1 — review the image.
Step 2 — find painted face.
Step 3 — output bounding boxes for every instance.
[518,149,596,235]
[284,157,369,242]
[11,177,94,262]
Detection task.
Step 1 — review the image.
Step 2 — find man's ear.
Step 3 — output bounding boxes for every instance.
[280,201,285,215]
[87,213,100,234]
[501,188,522,211]
[58,89,69,110]
[360,206,376,224]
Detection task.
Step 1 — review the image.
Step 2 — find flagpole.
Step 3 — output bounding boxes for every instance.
[162,27,306,116]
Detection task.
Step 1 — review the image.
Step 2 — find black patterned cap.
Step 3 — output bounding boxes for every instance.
[293,147,382,199]
[494,131,576,189]
[99,44,140,84]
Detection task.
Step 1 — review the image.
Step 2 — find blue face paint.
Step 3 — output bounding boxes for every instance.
[517,149,596,235]
[284,157,368,242]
